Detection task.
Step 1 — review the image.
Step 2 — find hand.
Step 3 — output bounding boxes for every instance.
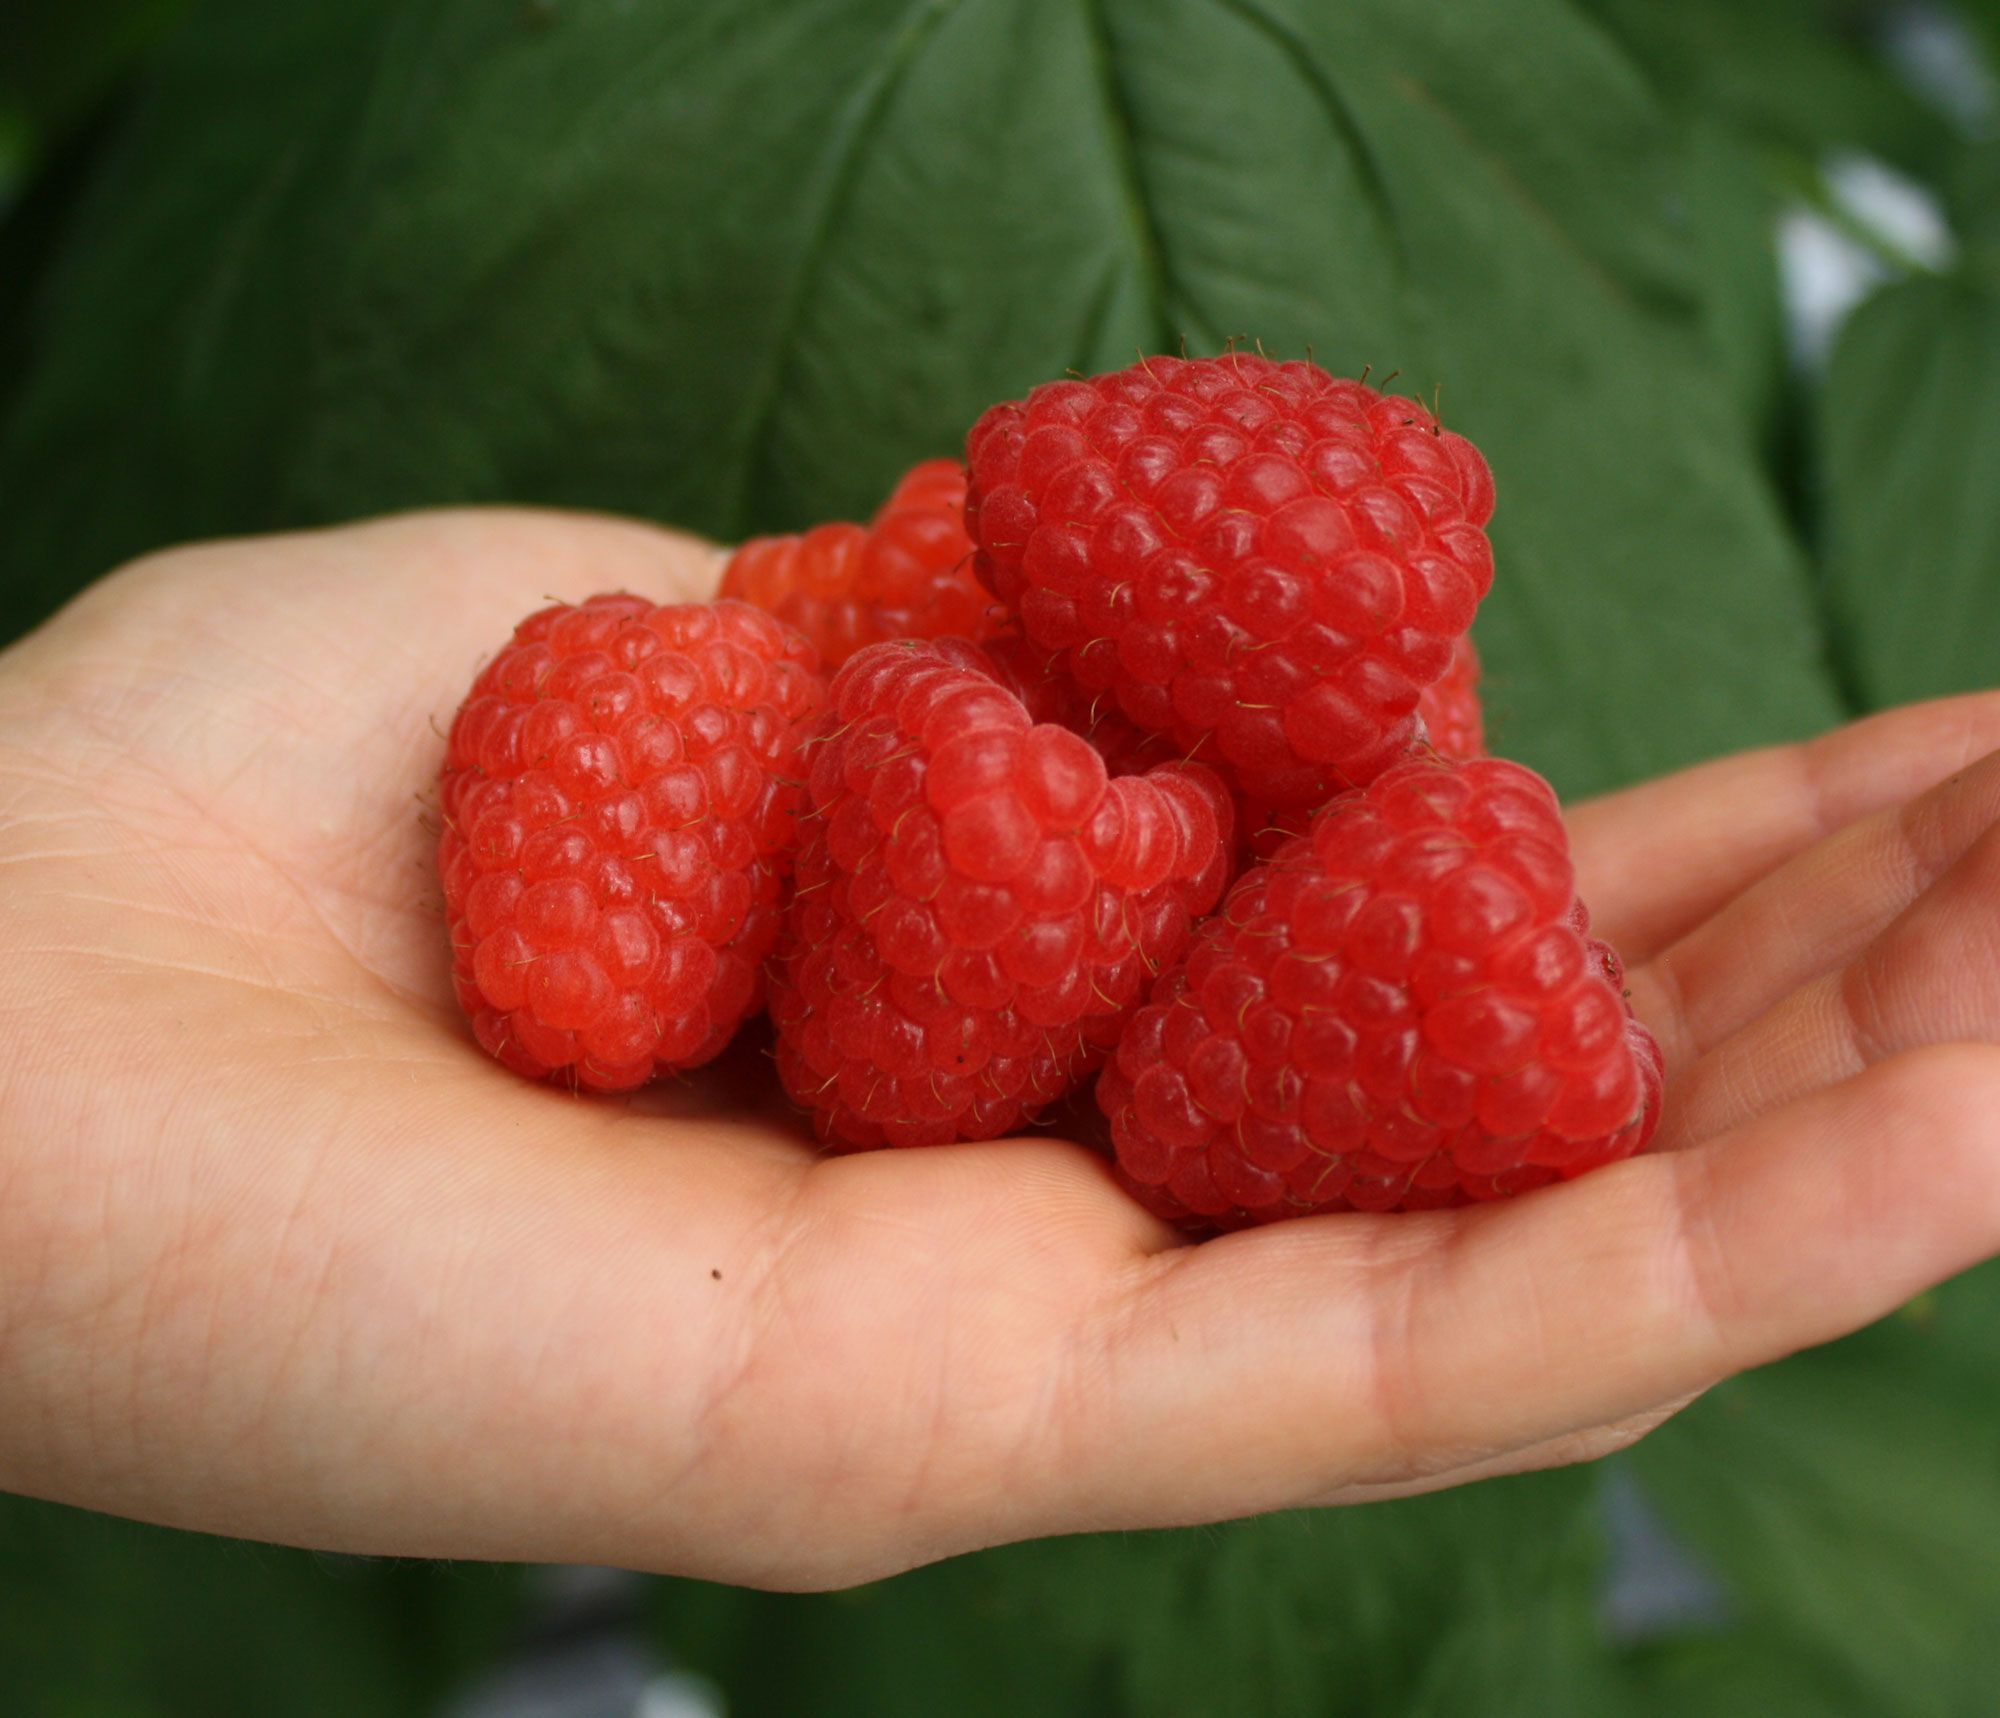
[5,511,2000,1591]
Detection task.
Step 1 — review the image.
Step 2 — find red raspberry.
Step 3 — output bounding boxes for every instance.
[1418,632,1485,760]
[1241,634,1490,862]
[966,355,1495,812]
[1098,753,1662,1226]
[719,458,990,668]
[770,637,1234,1149]
[439,595,825,1091]
[978,622,1182,779]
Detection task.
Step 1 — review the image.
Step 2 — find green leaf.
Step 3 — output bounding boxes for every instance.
[1626,1263,2000,1712]
[1945,139,2000,271]
[1952,0,2000,70]
[650,1474,1627,1718]
[1677,116,1790,444]
[0,0,1839,789]
[1580,0,1959,182]
[0,0,198,145]
[1819,271,2000,706]
[0,113,123,440]
[1621,1628,1879,1718]
[0,1495,526,1715]
[0,105,27,217]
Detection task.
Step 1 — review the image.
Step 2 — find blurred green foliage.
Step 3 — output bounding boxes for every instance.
[0,1492,525,1715]
[1821,272,2000,705]
[0,0,1844,797]
[3,0,1999,1713]
[0,0,193,199]
[642,1471,1628,1716]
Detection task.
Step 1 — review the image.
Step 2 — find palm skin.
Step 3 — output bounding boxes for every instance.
[6,510,2000,1591]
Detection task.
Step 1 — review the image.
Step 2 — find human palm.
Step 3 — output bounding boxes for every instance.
[5,509,2000,1590]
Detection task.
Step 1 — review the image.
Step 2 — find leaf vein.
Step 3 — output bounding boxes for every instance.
[731,0,958,536]
[1082,0,1181,358]
[1200,0,1402,270]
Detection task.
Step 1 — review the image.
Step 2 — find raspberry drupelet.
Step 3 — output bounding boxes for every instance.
[770,637,1234,1149]
[719,458,990,669]
[1418,632,1485,761]
[1242,632,1490,861]
[439,595,825,1091]
[1098,752,1662,1226]
[978,622,1183,779]
[966,354,1495,813]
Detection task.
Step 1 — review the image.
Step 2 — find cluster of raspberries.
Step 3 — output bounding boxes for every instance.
[439,354,1662,1226]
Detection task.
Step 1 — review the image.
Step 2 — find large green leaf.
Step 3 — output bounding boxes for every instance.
[0,0,197,143]
[0,104,26,207]
[1819,271,2000,706]
[0,0,1840,791]
[649,1474,1627,1718]
[1677,115,1790,447]
[0,0,400,651]
[0,1,201,411]
[1627,1263,2000,1713]
[1580,0,1959,182]
[1946,140,2000,260]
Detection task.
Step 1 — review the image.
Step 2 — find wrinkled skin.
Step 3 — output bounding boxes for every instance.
[6,510,2000,1591]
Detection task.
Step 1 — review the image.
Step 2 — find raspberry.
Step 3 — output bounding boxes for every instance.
[966,354,1495,812]
[439,594,825,1091]
[1418,632,1485,760]
[1241,634,1490,862]
[978,622,1182,779]
[1098,752,1662,1225]
[719,458,990,668]
[770,637,1234,1149]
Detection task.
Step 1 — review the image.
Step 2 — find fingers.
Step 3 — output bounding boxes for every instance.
[1630,747,2000,1073]
[0,510,734,1003]
[1657,810,2000,1151]
[332,506,730,614]
[1570,694,2000,962]
[6,507,729,784]
[1320,1399,1688,1506]
[1049,1047,2000,1533]
[18,506,725,677]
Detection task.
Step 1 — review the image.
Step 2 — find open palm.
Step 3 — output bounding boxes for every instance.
[6,509,2000,1590]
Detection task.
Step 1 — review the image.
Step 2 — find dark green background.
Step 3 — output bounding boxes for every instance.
[4,1,2000,1711]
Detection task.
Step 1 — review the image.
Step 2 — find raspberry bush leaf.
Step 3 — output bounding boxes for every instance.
[0,0,1840,795]
[1627,1260,2000,1709]
[0,0,197,146]
[1579,0,1959,182]
[1819,273,2000,708]
[646,1472,1625,1717]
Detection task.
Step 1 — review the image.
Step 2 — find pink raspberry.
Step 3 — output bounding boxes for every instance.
[719,458,991,668]
[966,354,1495,812]
[1099,752,1661,1225]
[770,637,1233,1149]
[978,622,1183,779]
[1242,635,1489,861]
[1419,632,1485,761]
[439,595,824,1090]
